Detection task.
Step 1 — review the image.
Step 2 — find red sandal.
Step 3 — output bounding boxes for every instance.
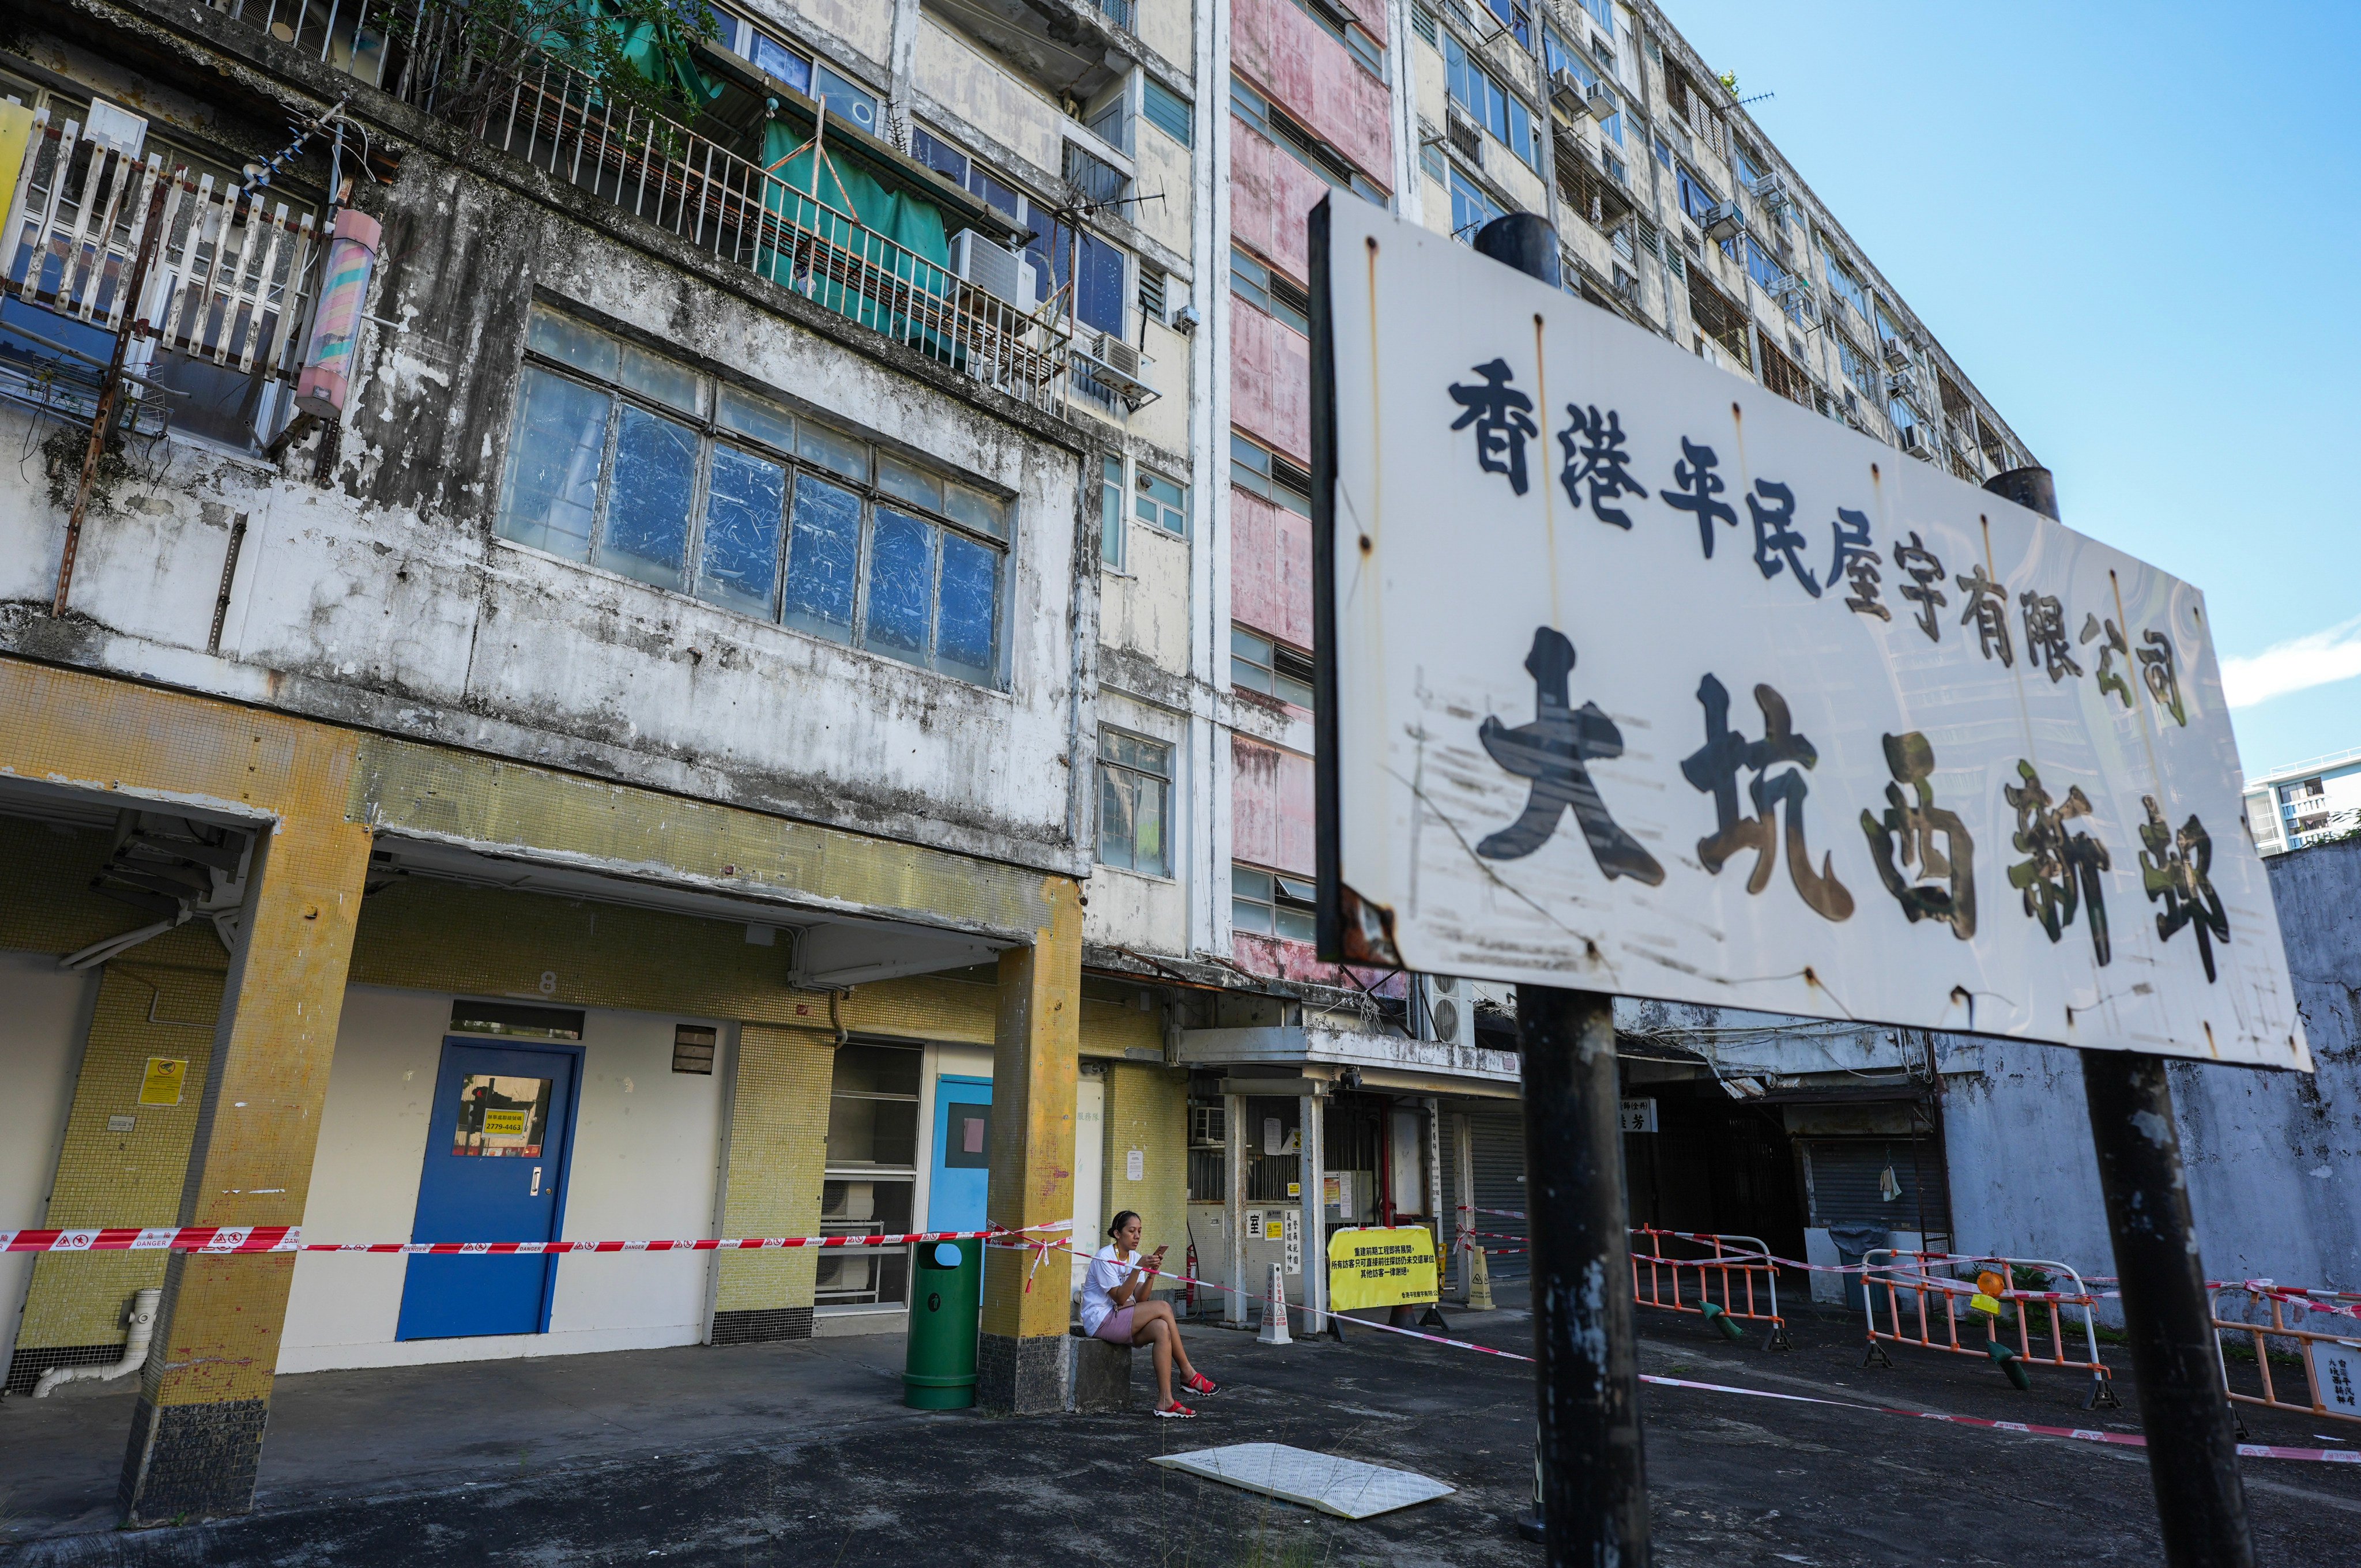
[1153,1400,1198,1419]
[1184,1371,1221,1397]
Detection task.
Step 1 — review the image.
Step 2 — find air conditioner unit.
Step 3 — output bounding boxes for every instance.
[1076,331,1155,404]
[1703,201,1743,243]
[947,230,1035,309]
[1881,336,1912,370]
[1888,368,1921,402]
[1897,421,1930,456]
[1549,69,1586,116]
[1413,974,1476,1050]
[1586,82,1616,120]
[1752,170,1788,206]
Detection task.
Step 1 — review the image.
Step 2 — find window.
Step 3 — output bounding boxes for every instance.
[1823,248,1871,319]
[1291,0,1387,77]
[1413,6,1439,46]
[499,307,1011,685]
[913,125,1102,325]
[1136,470,1187,535]
[1231,432,1312,515]
[1230,247,1311,334]
[1098,729,1172,875]
[1835,333,1878,395]
[1420,135,1448,184]
[1745,235,1784,291]
[1138,265,1167,327]
[1101,454,1125,567]
[1652,132,1673,171]
[1449,167,1505,241]
[1231,76,1388,205]
[1483,0,1531,47]
[1233,865,1316,941]
[1232,627,1315,709]
[1675,164,1718,225]
[1733,143,1767,193]
[1574,0,1614,28]
[1143,77,1193,145]
[812,63,882,139]
[1444,37,1538,169]
[819,1043,920,1308]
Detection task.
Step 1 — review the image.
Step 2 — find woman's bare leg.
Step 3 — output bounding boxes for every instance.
[1141,1317,1176,1405]
[1141,1302,1199,1381]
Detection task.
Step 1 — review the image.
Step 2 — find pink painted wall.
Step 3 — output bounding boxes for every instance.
[1230,304,1311,465]
[1229,488,1313,650]
[1231,0,1394,186]
[1230,125,1332,285]
[1232,930,1409,994]
[1331,0,1388,47]
[1232,735,1315,876]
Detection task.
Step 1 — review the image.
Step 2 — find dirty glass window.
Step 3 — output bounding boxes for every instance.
[497,366,608,559]
[503,306,1011,686]
[1232,865,1315,941]
[1100,455,1125,567]
[1135,471,1186,536]
[1098,729,1172,876]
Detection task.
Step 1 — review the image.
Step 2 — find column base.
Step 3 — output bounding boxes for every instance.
[119,1394,269,1525]
[977,1330,1070,1415]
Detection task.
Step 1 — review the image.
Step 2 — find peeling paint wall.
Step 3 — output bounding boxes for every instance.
[0,126,1096,875]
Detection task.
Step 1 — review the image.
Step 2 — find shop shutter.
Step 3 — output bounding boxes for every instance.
[1798,1138,1951,1236]
[1467,1105,1530,1282]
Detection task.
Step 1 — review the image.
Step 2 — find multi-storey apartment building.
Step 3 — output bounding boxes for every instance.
[0,0,2074,1529]
[2245,747,2361,855]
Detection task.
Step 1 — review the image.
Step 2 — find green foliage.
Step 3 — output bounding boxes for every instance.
[1718,69,1740,97]
[391,0,721,129]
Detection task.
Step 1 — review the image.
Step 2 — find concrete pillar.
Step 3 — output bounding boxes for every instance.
[1453,1111,1476,1303]
[977,877,1083,1415]
[118,808,372,1524]
[710,1023,835,1344]
[1223,1091,1248,1325]
[1297,1088,1325,1333]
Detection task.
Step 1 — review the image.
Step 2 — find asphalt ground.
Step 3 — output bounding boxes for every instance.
[2,1286,2356,1566]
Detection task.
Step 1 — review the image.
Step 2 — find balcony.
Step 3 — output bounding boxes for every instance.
[204,0,1076,419]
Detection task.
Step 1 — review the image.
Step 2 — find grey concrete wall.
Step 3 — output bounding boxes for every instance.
[1944,839,2361,1296]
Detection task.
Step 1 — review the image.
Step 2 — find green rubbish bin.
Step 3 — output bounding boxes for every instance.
[904,1238,983,1409]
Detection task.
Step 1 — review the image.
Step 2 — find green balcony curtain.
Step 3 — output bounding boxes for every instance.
[756,118,953,350]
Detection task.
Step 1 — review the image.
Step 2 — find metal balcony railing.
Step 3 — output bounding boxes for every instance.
[202,0,1073,417]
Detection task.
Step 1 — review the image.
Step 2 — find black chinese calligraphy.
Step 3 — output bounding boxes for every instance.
[1859,731,1975,938]
[1956,563,2014,666]
[1660,437,1739,559]
[1476,627,1667,885]
[1448,359,1539,495]
[2080,614,2132,708]
[1892,531,1946,642]
[2138,630,2187,726]
[2020,591,2081,685]
[1680,674,1854,921]
[2138,797,2228,982]
[1828,509,1888,621]
[1556,404,1646,528]
[1746,481,1821,597]
[2004,760,2111,966]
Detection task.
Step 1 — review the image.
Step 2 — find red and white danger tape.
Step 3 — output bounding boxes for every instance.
[0,1224,1057,1255]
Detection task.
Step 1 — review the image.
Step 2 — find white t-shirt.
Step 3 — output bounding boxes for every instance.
[1079,1243,1139,1336]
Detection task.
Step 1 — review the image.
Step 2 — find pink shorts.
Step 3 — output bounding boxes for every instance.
[1093,1306,1136,1344]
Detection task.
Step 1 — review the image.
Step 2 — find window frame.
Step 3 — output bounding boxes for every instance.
[1230,246,1312,335]
[498,307,1014,688]
[1135,469,1188,537]
[1143,76,1194,145]
[1230,432,1313,516]
[1232,864,1317,942]
[1230,625,1315,710]
[1100,453,1127,571]
[1097,727,1175,877]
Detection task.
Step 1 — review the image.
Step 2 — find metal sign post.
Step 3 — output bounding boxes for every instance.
[1309,193,2301,1565]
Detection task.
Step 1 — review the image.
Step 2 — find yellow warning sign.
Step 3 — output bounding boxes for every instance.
[481,1109,530,1138]
[1326,1226,1439,1311]
[138,1058,186,1107]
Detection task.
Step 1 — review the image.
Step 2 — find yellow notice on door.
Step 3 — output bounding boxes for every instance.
[481,1109,529,1138]
[138,1057,187,1107]
[1326,1226,1439,1311]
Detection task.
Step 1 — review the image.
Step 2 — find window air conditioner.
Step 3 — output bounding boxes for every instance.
[1881,336,1912,371]
[1549,69,1586,116]
[1586,81,1617,120]
[1076,331,1154,404]
[1413,974,1476,1050]
[1897,421,1930,456]
[948,230,1035,309]
[1888,368,1921,402]
[1094,332,1144,380]
[1703,201,1743,243]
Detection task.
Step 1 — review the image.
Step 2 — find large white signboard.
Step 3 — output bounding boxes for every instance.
[1314,201,2307,1070]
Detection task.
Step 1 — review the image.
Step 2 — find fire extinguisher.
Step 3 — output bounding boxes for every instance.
[1184,1240,1199,1316]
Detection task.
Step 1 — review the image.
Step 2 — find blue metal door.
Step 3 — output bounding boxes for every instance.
[396,1038,581,1340]
[927,1076,993,1232]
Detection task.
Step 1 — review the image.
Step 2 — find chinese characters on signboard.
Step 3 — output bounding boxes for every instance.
[1316,201,2305,1070]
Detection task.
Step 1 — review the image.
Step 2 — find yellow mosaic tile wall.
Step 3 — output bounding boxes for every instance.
[16,963,224,1350]
[1102,1062,1189,1269]
[713,1023,835,1314]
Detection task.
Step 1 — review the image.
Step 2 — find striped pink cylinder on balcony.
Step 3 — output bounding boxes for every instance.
[293,209,382,420]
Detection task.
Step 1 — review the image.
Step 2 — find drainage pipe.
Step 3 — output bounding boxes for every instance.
[33,1287,161,1397]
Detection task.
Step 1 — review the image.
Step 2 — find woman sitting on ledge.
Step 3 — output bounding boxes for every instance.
[1080,1209,1220,1418]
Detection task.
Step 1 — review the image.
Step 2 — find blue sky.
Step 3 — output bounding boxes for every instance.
[1666,0,2361,779]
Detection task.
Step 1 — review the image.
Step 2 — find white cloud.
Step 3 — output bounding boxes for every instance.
[2220,617,2361,709]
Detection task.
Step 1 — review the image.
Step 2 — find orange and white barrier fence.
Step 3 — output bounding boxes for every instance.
[1629,1227,1790,1351]
[2211,1282,2361,1429]
[1862,1249,2119,1410]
